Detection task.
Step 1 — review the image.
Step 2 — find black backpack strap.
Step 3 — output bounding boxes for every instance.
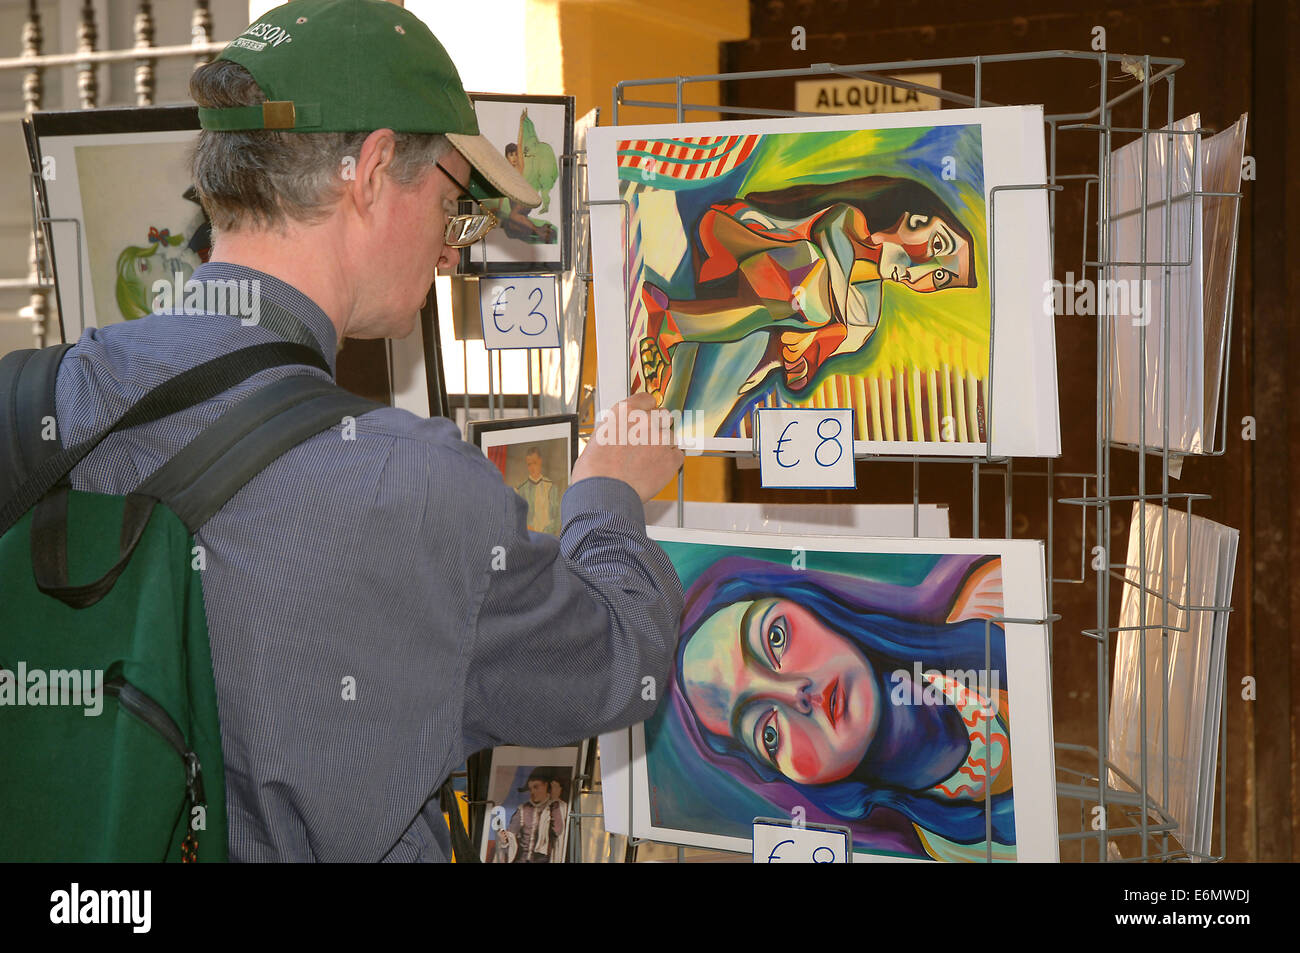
[0,341,329,539]
[26,374,381,609]
[134,375,383,532]
[0,343,74,501]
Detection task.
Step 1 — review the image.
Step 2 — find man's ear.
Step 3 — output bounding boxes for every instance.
[349,129,398,217]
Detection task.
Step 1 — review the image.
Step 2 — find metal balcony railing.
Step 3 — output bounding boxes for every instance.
[4,0,230,348]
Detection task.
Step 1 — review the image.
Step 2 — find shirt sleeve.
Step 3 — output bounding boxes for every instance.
[462,474,684,753]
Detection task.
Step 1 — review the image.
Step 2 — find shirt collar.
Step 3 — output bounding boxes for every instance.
[191,261,339,376]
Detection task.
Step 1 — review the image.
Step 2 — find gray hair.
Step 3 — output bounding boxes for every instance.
[189,59,450,231]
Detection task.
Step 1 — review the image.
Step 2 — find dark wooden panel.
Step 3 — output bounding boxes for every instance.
[1249,0,1298,863]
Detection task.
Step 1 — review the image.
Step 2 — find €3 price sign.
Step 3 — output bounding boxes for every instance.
[752,817,852,864]
[479,275,561,350]
[756,407,856,489]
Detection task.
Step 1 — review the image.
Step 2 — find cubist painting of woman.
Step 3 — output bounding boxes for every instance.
[615,123,989,445]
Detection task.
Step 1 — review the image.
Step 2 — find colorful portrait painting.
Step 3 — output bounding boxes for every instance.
[462,94,574,274]
[590,107,1059,457]
[626,529,1058,862]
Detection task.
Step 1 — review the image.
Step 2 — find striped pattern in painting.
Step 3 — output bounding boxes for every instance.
[741,365,988,445]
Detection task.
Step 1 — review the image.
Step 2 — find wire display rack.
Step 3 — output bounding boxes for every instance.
[465,49,1242,863]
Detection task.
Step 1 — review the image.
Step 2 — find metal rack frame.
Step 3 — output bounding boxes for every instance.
[578,50,1237,864]
[448,49,1242,864]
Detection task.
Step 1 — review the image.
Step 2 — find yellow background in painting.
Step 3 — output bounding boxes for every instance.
[736,128,991,385]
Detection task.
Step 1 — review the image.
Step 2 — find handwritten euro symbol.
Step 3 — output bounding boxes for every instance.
[775,421,800,468]
[492,285,516,332]
[767,839,795,863]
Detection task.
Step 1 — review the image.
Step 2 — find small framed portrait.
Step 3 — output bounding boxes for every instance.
[478,745,585,864]
[460,94,575,275]
[468,413,579,536]
[26,105,208,340]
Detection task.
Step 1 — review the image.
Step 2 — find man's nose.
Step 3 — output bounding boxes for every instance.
[440,243,461,271]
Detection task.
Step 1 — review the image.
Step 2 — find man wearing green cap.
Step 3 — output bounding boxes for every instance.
[50,0,684,862]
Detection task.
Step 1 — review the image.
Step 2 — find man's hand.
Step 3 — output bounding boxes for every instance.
[572,393,685,503]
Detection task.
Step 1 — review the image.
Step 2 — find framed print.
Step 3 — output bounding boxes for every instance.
[461,94,574,275]
[467,413,579,536]
[478,745,584,863]
[588,106,1059,458]
[28,105,207,338]
[605,529,1057,862]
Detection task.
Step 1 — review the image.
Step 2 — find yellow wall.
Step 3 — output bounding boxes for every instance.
[548,0,749,502]
[554,0,747,122]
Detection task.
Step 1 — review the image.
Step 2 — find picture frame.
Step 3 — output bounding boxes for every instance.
[460,93,575,275]
[478,744,586,863]
[21,115,54,333]
[603,528,1058,862]
[467,413,579,536]
[26,105,207,339]
[587,105,1060,458]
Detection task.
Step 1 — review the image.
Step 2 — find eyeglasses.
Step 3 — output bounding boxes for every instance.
[435,162,498,248]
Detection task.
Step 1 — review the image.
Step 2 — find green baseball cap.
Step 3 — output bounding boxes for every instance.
[197,0,539,206]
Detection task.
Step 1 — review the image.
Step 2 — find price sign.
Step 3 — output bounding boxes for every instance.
[756,407,856,489]
[752,818,852,864]
[479,275,561,350]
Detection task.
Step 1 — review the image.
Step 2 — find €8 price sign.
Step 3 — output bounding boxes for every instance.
[756,407,856,489]
[752,818,852,864]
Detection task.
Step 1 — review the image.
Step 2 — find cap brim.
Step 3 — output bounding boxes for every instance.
[446,132,541,207]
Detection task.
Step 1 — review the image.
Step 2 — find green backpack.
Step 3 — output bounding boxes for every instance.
[0,341,381,861]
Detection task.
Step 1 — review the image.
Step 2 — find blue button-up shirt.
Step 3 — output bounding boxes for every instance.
[54,262,683,861]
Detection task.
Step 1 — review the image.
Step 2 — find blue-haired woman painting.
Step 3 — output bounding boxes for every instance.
[648,551,1015,861]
